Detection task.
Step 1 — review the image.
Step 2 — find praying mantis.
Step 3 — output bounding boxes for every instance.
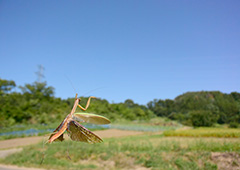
[48,94,110,144]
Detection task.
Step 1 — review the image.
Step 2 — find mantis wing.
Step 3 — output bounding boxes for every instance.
[67,120,103,143]
[48,120,65,142]
[74,112,111,125]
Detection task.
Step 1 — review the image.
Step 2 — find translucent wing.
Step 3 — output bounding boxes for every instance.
[74,112,111,125]
[67,120,103,143]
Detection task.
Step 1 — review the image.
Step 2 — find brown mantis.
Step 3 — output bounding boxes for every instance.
[48,94,110,144]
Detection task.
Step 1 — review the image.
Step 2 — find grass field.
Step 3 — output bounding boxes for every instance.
[110,117,181,132]
[1,130,240,170]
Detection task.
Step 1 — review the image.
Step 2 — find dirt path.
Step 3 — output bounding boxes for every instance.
[0,164,46,170]
[0,148,23,159]
[0,129,144,150]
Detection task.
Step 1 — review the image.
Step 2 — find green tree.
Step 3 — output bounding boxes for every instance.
[19,81,54,100]
[0,78,16,95]
[190,110,218,127]
[148,91,240,126]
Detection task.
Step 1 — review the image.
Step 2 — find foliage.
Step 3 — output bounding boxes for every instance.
[0,78,154,128]
[229,122,239,128]
[1,78,240,128]
[0,78,16,95]
[0,79,71,128]
[190,110,218,127]
[148,91,240,127]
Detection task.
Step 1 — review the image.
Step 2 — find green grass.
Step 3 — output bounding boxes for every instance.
[1,121,239,169]
[1,133,240,170]
[110,123,177,132]
[164,127,240,138]
[111,117,182,132]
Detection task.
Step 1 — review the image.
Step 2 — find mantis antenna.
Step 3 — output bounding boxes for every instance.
[64,75,77,95]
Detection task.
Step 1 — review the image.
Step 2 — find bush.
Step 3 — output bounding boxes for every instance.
[229,122,239,128]
[190,110,218,127]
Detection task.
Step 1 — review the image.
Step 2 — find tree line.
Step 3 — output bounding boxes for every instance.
[147,91,240,127]
[0,78,154,128]
[0,78,239,128]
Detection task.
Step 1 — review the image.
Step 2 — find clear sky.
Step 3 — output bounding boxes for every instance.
[0,0,239,104]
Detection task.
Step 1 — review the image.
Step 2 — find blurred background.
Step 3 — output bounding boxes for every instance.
[0,1,240,170]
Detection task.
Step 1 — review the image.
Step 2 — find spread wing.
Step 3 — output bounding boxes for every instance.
[73,112,111,125]
[48,120,65,142]
[67,120,103,143]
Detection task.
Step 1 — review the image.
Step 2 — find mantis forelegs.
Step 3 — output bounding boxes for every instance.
[77,96,96,111]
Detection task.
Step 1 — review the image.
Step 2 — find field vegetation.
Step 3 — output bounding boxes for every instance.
[164,127,240,138]
[1,132,240,170]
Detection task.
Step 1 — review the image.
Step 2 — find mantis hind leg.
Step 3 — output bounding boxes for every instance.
[40,137,47,164]
[66,140,71,160]
[77,96,96,111]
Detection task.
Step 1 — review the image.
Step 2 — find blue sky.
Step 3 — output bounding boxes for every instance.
[0,0,239,104]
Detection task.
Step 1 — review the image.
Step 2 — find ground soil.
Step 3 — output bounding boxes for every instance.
[211,152,240,170]
[0,164,46,170]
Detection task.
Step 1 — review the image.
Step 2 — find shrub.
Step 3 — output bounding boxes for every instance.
[190,110,218,127]
[229,122,239,128]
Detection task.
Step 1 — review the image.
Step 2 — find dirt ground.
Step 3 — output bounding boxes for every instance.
[211,152,240,170]
[0,129,144,150]
[0,164,46,170]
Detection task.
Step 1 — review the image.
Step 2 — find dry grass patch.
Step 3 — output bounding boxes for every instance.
[211,152,240,170]
[164,128,240,138]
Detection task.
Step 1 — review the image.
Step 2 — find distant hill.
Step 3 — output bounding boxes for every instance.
[147,91,240,126]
